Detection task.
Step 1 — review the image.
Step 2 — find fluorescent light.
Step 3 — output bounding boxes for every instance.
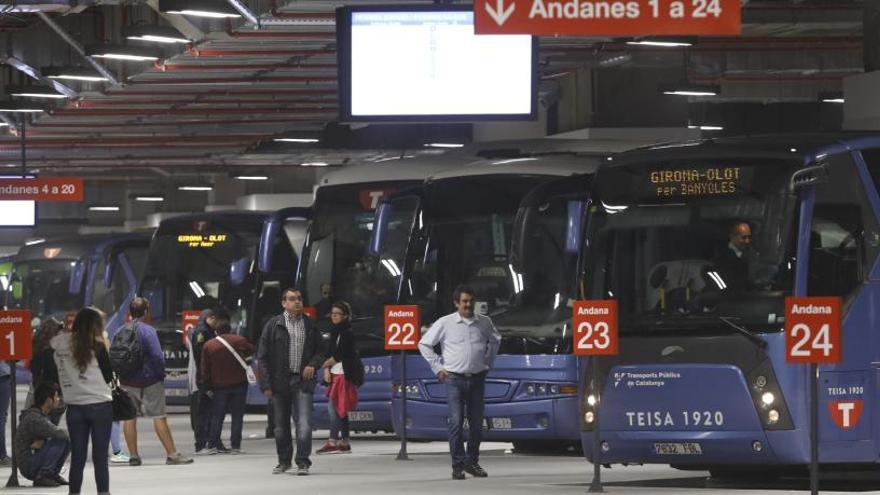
[424,143,464,148]
[89,205,120,212]
[178,185,213,191]
[25,238,46,246]
[301,162,328,167]
[166,10,241,18]
[11,93,67,99]
[233,175,269,181]
[274,138,319,143]
[661,84,719,97]
[491,157,538,165]
[790,148,798,153]
[92,53,159,61]
[189,281,206,298]
[688,125,724,131]
[42,66,110,82]
[664,90,717,96]
[7,85,66,99]
[0,108,43,113]
[47,74,108,82]
[135,195,165,202]
[822,98,845,104]
[128,34,190,44]
[626,37,695,47]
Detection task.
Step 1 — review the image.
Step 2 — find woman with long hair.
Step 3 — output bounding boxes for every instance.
[52,307,114,495]
[316,301,363,454]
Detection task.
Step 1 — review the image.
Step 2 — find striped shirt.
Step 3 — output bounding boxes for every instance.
[284,312,306,373]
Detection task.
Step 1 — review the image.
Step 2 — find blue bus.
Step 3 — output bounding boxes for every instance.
[298,157,472,432]
[576,135,880,476]
[137,210,308,406]
[7,234,150,380]
[375,152,604,449]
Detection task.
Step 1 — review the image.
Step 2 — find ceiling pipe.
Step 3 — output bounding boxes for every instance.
[50,107,336,116]
[187,48,334,57]
[36,11,119,85]
[32,118,323,128]
[71,97,338,107]
[127,75,337,85]
[104,88,336,96]
[226,0,261,28]
[155,62,336,71]
[226,30,334,39]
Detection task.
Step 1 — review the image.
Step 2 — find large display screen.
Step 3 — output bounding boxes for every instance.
[0,200,35,227]
[337,5,537,122]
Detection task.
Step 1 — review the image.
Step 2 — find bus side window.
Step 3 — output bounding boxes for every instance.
[807,154,880,298]
[863,149,880,195]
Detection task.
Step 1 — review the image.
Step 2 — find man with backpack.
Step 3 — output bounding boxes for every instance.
[111,297,193,466]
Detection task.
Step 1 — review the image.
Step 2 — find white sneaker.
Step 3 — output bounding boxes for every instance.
[110,452,130,464]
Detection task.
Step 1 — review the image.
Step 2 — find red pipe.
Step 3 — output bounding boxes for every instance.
[32,118,323,128]
[51,107,336,116]
[72,98,338,108]
[0,135,261,146]
[227,30,334,40]
[269,11,336,20]
[104,88,336,96]
[127,76,337,85]
[188,48,335,57]
[156,62,337,71]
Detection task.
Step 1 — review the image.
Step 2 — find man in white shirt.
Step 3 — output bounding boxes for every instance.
[419,285,501,480]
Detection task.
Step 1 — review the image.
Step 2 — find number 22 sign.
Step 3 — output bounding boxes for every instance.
[573,300,618,356]
[384,305,420,351]
[785,297,842,364]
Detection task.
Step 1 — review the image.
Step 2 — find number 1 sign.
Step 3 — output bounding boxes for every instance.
[384,305,420,351]
[573,300,618,356]
[0,310,32,361]
[786,297,842,364]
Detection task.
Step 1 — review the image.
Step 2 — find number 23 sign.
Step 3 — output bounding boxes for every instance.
[573,300,618,356]
[384,305,420,351]
[785,297,842,364]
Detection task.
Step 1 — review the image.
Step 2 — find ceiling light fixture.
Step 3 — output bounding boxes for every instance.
[42,66,110,82]
[273,138,320,143]
[688,125,724,131]
[87,44,161,62]
[89,205,121,212]
[661,83,719,97]
[819,91,845,104]
[0,100,46,113]
[626,37,695,47]
[178,185,213,191]
[300,162,329,167]
[233,175,269,181]
[424,143,465,148]
[134,195,165,202]
[159,0,241,18]
[125,25,190,44]
[7,85,67,99]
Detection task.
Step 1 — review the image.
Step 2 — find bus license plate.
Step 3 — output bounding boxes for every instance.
[491,417,512,429]
[654,442,703,455]
[348,411,373,422]
[164,388,188,397]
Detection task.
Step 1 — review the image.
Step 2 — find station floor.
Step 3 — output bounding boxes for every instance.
[1,387,878,494]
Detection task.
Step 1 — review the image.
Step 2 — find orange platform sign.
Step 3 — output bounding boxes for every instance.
[573,300,618,356]
[474,0,741,36]
[384,305,420,351]
[785,297,842,364]
[0,177,84,201]
[0,310,32,361]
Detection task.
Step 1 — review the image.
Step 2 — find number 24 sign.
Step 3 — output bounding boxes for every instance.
[785,297,842,364]
[384,305,420,351]
[0,310,32,361]
[573,300,618,356]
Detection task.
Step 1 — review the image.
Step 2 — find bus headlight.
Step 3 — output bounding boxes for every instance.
[754,375,767,389]
[587,394,597,407]
[767,410,779,424]
[585,411,595,423]
[761,392,775,406]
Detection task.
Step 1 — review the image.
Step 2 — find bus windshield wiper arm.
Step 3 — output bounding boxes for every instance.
[718,316,767,350]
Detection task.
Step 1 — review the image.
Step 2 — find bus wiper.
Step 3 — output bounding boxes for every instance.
[717,316,767,350]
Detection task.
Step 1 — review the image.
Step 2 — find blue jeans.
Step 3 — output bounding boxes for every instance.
[272,375,314,467]
[24,438,70,481]
[446,373,486,468]
[67,402,113,494]
[0,375,10,459]
[210,385,247,450]
[328,398,350,441]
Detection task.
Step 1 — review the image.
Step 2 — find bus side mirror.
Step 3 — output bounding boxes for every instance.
[69,258,87,295]
[565,200,586,255]
[229,257,250,286]
[369,202,392,256]
[789,164,829,191]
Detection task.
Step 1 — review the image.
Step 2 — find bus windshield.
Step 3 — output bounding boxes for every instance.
[587,161,798,334]
[139,224,261,333]
[10,260,83,319]
[406,176,570,353]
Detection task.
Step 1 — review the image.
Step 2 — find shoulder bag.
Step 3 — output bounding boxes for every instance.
[217,336,257,385]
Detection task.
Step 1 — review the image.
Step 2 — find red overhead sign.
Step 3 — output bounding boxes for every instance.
[474,0,741,36]
[0,177,83,201]
[785,297,842,364]
[0,310,32,361]
[384,305,420,351]
[573,300,618,356]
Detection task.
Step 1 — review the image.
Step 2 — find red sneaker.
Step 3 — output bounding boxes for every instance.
[316,442,339,455]
[338,443,351,453]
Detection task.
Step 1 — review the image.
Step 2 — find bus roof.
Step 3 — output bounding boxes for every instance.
[154,211,270,235]
[15,233,146,263]
[426,154,602,182]
[612,133,880,167]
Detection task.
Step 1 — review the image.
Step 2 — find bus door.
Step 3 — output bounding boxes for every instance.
[370,192,424,308]
[794,152,880,455]
[97,239,151,334]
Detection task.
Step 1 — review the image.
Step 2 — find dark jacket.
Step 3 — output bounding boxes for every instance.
[190,317,216,385]
[325,322,364,387]
[30,349,59,389]
[712,246,750,292]
[14,407,69,478]
[257,313,324,394]
[201,334,254,390]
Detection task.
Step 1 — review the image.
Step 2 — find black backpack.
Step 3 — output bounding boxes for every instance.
[109,323,144,379]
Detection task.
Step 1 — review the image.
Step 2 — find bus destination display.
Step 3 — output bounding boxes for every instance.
[650,167,743,198]
[177,234,228,248]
